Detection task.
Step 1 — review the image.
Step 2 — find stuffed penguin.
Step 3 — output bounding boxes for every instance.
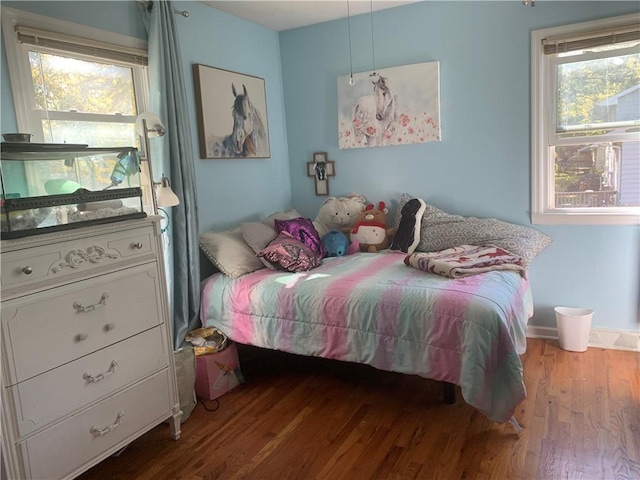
[390,198,426,254]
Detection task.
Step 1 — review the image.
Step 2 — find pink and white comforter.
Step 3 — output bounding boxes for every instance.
[200,252,533,423]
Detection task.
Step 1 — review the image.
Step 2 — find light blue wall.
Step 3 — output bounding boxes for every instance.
[175,2,291,229]
[280,1,640,333]
[1,1,638,333]
[0,1,292,232]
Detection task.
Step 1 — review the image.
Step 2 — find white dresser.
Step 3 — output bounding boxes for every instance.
[1,216,182,480]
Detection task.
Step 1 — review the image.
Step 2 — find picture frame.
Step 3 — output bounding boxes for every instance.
[307,152,335,196]
[338,61,441,149]
[193,64,270,159]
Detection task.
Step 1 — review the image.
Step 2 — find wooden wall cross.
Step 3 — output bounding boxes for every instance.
[307,152,335,196]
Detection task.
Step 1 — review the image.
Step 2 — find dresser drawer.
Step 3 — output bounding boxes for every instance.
[1,226,156,292]
[18,369,173,480]
[7,326,170,439]
[2,263,164,385]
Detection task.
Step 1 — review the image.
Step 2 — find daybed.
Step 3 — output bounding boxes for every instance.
[198,194,551,425]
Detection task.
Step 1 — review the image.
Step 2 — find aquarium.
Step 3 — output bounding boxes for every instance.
[1,143,145,238]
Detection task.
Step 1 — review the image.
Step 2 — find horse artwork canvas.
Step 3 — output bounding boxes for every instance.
[338,62,441,149]
[193,64,270,159]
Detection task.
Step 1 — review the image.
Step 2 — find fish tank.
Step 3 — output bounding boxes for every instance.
[1,143,146,239]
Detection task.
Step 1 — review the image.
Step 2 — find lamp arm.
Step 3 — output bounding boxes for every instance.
[142,118,159,215]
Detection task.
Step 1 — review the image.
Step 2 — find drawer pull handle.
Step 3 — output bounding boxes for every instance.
[105,322,116,331]
[83,360,118,383]
[21,266,33,275]
[90,411,124,437]
[77,332,89,341]
[73,292,109,313]
[133,242,143,249]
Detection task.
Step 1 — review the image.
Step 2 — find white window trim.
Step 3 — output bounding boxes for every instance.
[531,14,640,226]
[1,7,150,136]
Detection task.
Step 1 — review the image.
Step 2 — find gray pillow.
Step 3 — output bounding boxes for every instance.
[240,221,279,269]
[261,208,302,228]
[395,193,552,267]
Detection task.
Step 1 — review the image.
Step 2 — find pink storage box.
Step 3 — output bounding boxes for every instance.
[194,343,244,400]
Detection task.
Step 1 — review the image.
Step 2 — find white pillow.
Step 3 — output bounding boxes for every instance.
[200,209,302,277]
[199,228,264,278]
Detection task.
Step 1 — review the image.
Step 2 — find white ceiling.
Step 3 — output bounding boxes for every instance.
[200,0,422,32]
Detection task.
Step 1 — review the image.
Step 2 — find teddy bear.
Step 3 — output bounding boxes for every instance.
[313,193,367,238]
[350,201,396,253]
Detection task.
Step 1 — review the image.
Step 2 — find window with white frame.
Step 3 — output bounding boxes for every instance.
[531,14,640,225]
[1,8,153,208]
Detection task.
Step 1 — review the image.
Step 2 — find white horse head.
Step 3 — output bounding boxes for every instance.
[209,84,269,157]
[352,74,397,147]
[230,84,254,154]
[231,83,268,156]
[372,75,396,123]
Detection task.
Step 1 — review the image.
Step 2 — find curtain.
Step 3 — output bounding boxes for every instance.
[140,0,201,349]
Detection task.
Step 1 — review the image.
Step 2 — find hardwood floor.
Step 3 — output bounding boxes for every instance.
[78,338,639,480]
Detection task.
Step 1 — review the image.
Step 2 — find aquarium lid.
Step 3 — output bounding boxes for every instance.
[1,142,89,151]
[1,144,138,161]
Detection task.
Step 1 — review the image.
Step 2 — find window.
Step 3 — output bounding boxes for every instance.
[531,14,640,225]
[1,8,153,208]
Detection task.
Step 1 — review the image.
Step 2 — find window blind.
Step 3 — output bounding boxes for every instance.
[15,25,148,66]
[542,22,640,54]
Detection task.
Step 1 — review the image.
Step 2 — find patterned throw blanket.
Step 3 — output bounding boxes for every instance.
[404,244,526,278]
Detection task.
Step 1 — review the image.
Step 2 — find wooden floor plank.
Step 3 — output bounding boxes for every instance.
[77,339,639,480]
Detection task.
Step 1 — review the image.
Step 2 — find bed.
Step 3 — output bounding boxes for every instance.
[198,195,550,425]
[200,251,533,424]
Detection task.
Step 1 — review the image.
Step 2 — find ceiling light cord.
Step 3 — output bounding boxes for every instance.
[369,0,377,77]
[347,0,354,85]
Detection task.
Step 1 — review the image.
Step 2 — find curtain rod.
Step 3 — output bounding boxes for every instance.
[136,1,189,17]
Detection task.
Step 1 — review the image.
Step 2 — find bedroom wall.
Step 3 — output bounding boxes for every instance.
[0,1,292,232]
[280,1,640,334]
[1,1,638,336]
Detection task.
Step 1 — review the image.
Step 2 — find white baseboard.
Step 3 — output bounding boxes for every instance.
[527,326,640,352]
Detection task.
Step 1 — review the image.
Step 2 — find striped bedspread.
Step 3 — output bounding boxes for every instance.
[200,252,533,423]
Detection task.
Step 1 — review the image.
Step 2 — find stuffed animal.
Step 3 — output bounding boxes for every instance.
[313,193,367,237]
[322,231,350,257]
[350,201,396,253]
[390,197,426,254]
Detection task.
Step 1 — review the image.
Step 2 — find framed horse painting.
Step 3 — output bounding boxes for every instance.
[193,64,270,159]
[337,61,441,149]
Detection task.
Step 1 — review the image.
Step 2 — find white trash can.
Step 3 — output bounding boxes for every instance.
[554,306,593,352]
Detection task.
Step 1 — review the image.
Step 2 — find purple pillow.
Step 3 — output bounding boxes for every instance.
[257,232,322,272]
[274,217,327,257]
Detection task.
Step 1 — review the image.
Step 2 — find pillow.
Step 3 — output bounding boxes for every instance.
[199,210,301,277]
[274,217,327,257]
[393,193,465,229]
[199,228,264,278]
[395,193,552,267]
[257,232,322,272]
[261,208,302,228]
[240,221,279,269]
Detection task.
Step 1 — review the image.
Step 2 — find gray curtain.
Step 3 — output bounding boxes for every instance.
[141,0,201,349]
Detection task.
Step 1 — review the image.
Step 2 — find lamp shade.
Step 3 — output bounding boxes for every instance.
[156,175,180,207]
